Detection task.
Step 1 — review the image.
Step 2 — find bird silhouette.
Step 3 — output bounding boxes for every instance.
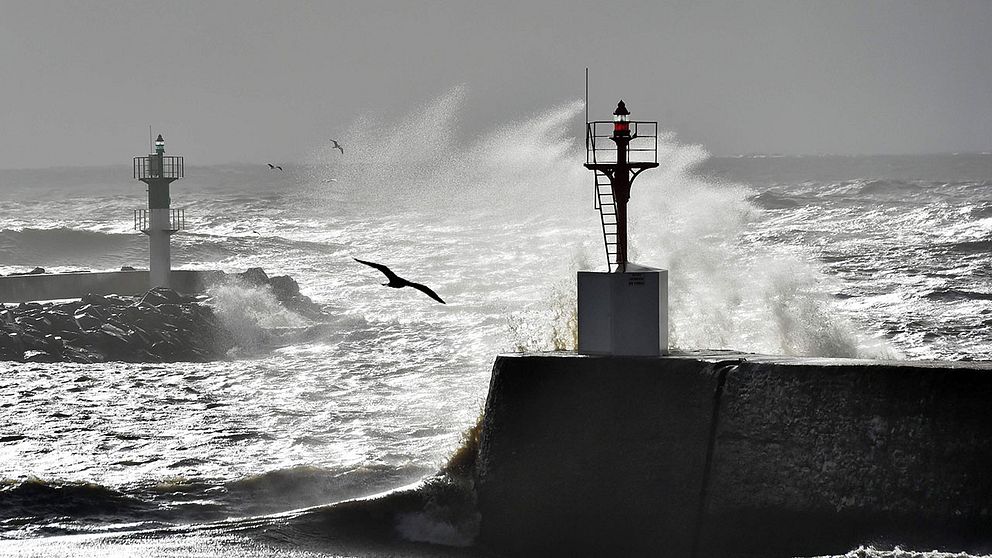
[330,140,344,154]
[267,163,275,169]
[354,258,445,304]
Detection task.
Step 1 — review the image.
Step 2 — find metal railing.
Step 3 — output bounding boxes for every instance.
[134,155,184,180]
[585,121,659,166]
[134,208,185,232]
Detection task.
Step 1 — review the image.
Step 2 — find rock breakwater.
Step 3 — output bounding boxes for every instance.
[0,288,232,363]
[0,268,325,363]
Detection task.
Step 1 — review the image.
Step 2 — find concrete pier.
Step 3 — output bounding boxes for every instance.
[0,270,223,303]
[475,353,992,557]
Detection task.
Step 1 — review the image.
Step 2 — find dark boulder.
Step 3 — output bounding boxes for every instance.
[74,309,106,331]
[268,275,301,299]
[15,315,52,333]
[43,310,79,334]
[63,345,105,364]
[236,267,270,286]
[9,267,46,276]
[0,269,312,363]
[23,350,60,363]
[19,332,50,353]
[0,332,24,360]
[81,293,118,306]
[139,287,185,307]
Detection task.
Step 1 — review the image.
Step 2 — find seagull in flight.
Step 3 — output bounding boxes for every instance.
[354,258,445,304]
[330,140,344,154]
[266,163,283,171]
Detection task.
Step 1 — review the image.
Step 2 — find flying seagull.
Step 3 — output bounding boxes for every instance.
[330,140,344,154]
[353,258,445,304]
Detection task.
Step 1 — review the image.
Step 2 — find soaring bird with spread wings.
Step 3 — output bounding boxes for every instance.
[353,258,445,304]
[330,139,344,154]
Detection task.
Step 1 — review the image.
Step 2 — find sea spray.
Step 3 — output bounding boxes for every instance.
[626,130,896,358]
[301,87,893,357]
[206,282,309,354]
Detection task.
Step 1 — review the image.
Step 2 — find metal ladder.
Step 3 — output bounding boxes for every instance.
[593,171,619,272]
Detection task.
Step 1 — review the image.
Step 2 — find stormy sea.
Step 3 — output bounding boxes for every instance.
[1,91,990,557]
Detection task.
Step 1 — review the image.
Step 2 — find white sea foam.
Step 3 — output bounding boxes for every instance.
[344,88,895,358]
[206,282,309,354]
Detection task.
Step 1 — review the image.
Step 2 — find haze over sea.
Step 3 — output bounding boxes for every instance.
[1,91,990,556]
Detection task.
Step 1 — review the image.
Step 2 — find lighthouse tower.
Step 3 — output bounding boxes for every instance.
[134,134,184,289]
[577,101,668,356]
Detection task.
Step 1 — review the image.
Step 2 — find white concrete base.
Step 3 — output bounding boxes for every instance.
[577,264,669,356]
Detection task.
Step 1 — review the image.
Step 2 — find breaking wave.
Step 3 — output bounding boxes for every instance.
[302,87,887,358]
[0,463,434,539]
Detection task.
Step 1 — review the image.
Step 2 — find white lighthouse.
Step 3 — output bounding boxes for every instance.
[134,134,184,289]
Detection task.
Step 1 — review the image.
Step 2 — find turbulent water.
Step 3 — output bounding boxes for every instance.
[0,90,990,556]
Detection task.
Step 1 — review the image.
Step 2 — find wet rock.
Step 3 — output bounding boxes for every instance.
[63,345,104,364]
[43,311,78,333]
[81,293,116,306]
[74,309,106,331]
[268,275,301,299]
[236,267,270,286]
[43,334,64,353]
[0,332,24,360]
[22,350,60,363]
[15,315,52,332]
[84,328,126,356]
[9,267,45,276]
[139,287,185,307]
[17,302,44,312]
[19,332,49,353]
[0,270,315,363]
[282,294,325,320]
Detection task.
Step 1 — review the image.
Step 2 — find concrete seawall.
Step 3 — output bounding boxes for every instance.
[475,353,992,557]
[0,270,225,302]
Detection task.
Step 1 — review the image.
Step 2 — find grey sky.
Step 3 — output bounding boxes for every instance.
[1,0,991,169]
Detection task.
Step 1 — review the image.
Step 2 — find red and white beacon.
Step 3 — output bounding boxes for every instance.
[579,101,668,356]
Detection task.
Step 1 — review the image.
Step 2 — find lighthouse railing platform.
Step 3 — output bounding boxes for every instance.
[134,155,184,180]
[585,121,659,166]
[134,208,185,233]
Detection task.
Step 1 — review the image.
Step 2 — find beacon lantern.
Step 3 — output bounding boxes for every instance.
[613,100,630,137]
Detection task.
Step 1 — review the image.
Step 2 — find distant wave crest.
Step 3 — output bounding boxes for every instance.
[0,228,144,269]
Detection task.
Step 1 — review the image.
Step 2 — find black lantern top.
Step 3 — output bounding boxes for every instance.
[613,100,630,137]
[155,134,165,155]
